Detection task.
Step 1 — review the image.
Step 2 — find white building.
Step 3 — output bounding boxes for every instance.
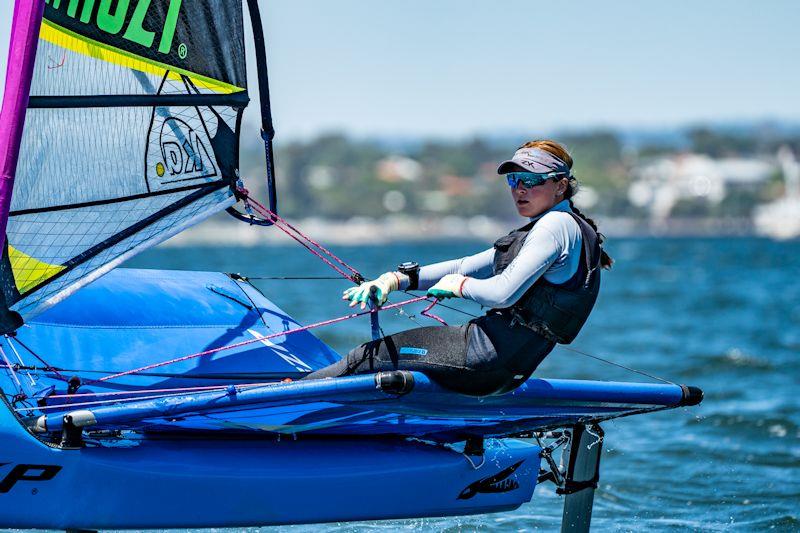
[628,153,775,221]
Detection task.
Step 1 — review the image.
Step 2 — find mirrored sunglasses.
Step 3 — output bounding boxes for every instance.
[505,171,566,189]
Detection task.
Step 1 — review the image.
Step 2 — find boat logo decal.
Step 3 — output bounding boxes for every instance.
[156,117,218,185]
[0,463,62,494]
[247,329,313,372]
[458,460,524,500]
[399,347,428,357]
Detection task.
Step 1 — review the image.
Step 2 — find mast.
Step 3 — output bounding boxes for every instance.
[0,0,44,250]
[0,0,44,333]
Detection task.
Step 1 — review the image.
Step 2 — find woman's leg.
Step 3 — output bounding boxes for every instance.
[304,325,470,381]
[467,314,556,394]
[304,316,556,396]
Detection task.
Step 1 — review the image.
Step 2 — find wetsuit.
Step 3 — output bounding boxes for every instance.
[305,200,597,396]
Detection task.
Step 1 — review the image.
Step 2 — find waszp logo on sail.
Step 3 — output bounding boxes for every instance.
[45,0,184,56]
[156,117,218,183]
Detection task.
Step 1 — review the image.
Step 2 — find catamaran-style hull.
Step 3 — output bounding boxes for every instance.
[0,401,541,529]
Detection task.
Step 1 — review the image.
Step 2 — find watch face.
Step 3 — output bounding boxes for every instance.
[398,261,420,272]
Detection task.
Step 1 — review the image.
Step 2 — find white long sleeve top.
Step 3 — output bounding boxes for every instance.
[405,200,583,308]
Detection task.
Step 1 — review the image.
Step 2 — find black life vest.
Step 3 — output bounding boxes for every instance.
[491,212,602,344]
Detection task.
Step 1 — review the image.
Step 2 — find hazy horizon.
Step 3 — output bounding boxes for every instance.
[1,1,799,139]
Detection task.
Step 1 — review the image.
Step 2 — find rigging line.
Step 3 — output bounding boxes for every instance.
[255,210,357,280]
[7,335,66,380]
[406,290,673,383]
[14,390,237,413]
[420,299,448,326]
[401,290,480,319]
[243,192,363,280]
[557,345,676,385]
[5,338,36,387]
[265,210,362,278]
[411,290,673,384]
[524,405,677,436]
[246,276,344,280]
[238,195,451,328]
[259,212,359,282]
[45,382,274,400]
[577,404,675,427]
[0,363,308,381]
[0,344,23,392]
[236,192,442,330]
[91,296,430,384]
[395,307,425,328]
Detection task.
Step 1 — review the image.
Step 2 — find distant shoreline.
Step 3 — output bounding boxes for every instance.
[162,216,761,247]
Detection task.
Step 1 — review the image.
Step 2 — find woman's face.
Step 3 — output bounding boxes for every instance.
[511,177,568,218]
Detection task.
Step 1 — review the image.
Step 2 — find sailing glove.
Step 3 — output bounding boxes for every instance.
[343,272,402,309]
[427,274,468,300]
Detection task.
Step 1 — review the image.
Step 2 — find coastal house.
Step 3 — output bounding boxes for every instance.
[628,153,775,221]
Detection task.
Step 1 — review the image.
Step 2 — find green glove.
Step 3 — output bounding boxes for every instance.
[342,272,400,309]
[426,274,468,300]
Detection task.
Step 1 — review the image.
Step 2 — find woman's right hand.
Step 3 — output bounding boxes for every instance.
[342,272,400,309]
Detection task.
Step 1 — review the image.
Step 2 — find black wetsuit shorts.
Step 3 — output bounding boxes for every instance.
[303,313,554,396]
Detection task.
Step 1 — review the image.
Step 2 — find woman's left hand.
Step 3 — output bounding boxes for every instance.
[427,274,468,300]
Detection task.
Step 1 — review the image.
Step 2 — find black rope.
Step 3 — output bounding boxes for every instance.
[397,291,676,385]
[557,345,676,385]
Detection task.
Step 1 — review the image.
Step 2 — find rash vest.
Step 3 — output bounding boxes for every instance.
[492,213,602,344]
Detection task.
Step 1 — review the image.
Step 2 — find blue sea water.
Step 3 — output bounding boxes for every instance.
[127,237,800,531]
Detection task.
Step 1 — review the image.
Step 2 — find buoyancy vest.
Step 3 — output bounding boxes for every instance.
[491,212,602,344]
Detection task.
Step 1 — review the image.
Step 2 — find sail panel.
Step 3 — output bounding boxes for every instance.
[39,0,246,93]
[2,0,249,321]
[34,17,244,97]
[9,186,234,317]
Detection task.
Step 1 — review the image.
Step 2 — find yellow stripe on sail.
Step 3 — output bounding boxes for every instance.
[40,19,244,95]
[8,246,66,295]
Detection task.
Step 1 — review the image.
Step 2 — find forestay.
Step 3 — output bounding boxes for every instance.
[1,0,250,320]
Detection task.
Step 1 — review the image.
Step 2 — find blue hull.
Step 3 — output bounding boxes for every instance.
[0,400,540,529]
[0,268,701,528]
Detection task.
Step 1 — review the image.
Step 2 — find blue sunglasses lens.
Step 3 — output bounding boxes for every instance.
[506,172,549,188]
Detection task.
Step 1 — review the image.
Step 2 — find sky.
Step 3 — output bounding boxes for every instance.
[1,0,799,139]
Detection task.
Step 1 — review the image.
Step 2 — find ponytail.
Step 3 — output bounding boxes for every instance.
[566,197,614,270]
[518,139,614,269]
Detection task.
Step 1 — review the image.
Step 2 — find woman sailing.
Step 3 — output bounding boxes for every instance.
[305,140,613,395]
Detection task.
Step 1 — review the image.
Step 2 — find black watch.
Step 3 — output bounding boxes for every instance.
[397,261,420,291]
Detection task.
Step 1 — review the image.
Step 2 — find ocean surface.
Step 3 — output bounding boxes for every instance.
[126,237,799,532]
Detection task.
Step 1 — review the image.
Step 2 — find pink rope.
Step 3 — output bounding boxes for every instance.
[420,299,448,326]
[76,191,452,387]
[255,201,362,279]
[244,191,450,325]
[94,296,430,384]
[267,216,358,281]
[241,190,363,283]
